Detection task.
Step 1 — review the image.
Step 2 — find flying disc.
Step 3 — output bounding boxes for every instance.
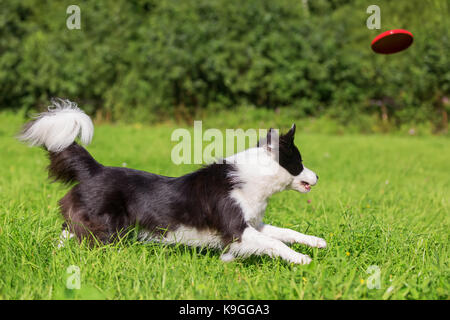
[371,29,413,54]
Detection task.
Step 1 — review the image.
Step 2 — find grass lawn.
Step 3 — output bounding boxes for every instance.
[0,111,448,300]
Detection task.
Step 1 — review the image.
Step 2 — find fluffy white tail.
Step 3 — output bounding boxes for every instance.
[19,98,94,152]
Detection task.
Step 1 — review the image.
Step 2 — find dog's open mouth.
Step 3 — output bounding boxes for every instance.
[301,181,311,191]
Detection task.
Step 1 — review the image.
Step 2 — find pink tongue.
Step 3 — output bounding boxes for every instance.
[305,184,311,190]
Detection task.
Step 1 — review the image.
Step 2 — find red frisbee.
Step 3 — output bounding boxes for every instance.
[371,29,413,54]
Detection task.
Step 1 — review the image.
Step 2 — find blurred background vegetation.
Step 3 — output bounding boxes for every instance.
[1,0,449,134]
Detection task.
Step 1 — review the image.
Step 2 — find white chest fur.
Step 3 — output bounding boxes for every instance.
[230,189,268,227]
[226,147,293,227]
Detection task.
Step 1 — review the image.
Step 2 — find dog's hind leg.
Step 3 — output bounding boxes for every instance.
[57,223,74,248]
[220,252,235,262]
[228,226,312,264]
[59,188,116,245]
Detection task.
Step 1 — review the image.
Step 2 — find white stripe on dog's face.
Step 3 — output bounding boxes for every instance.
[290,166,318,193]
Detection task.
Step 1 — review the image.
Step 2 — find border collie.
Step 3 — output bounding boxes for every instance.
[19,99,326,264]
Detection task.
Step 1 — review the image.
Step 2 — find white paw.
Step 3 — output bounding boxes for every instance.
[288,253,312,265]
[57,230,74,248]
[220,253,235,262]
[305,236,327,248]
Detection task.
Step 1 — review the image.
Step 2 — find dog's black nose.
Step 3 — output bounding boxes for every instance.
[316,174,319,180]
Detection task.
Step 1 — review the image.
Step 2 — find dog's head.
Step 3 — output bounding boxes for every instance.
[258,124,318,193]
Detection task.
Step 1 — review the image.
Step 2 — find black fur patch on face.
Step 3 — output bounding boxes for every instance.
[262,125,304,176]
[278,134,304,176]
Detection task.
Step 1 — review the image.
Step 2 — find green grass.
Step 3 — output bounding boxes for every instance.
[0,111,448,300]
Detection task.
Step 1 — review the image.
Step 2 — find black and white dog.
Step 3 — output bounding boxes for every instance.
[19,99,326,264]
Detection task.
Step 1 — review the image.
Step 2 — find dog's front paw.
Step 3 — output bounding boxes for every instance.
[304,236,327,248]
[287,253,312,265]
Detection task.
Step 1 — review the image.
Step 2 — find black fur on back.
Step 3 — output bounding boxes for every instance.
[56,145,248,245]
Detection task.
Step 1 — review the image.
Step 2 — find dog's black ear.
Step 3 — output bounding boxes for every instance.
[283,124,296,143]
[258,128,279,151]
[289,124,296,136]
[267,128,279,149]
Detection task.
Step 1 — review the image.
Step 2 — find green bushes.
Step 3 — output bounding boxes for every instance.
[0,0,448,132]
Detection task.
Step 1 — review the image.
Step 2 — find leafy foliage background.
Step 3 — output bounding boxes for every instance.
[0,0,448,132]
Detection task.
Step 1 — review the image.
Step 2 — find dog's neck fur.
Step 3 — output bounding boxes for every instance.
[225,147,292,227]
